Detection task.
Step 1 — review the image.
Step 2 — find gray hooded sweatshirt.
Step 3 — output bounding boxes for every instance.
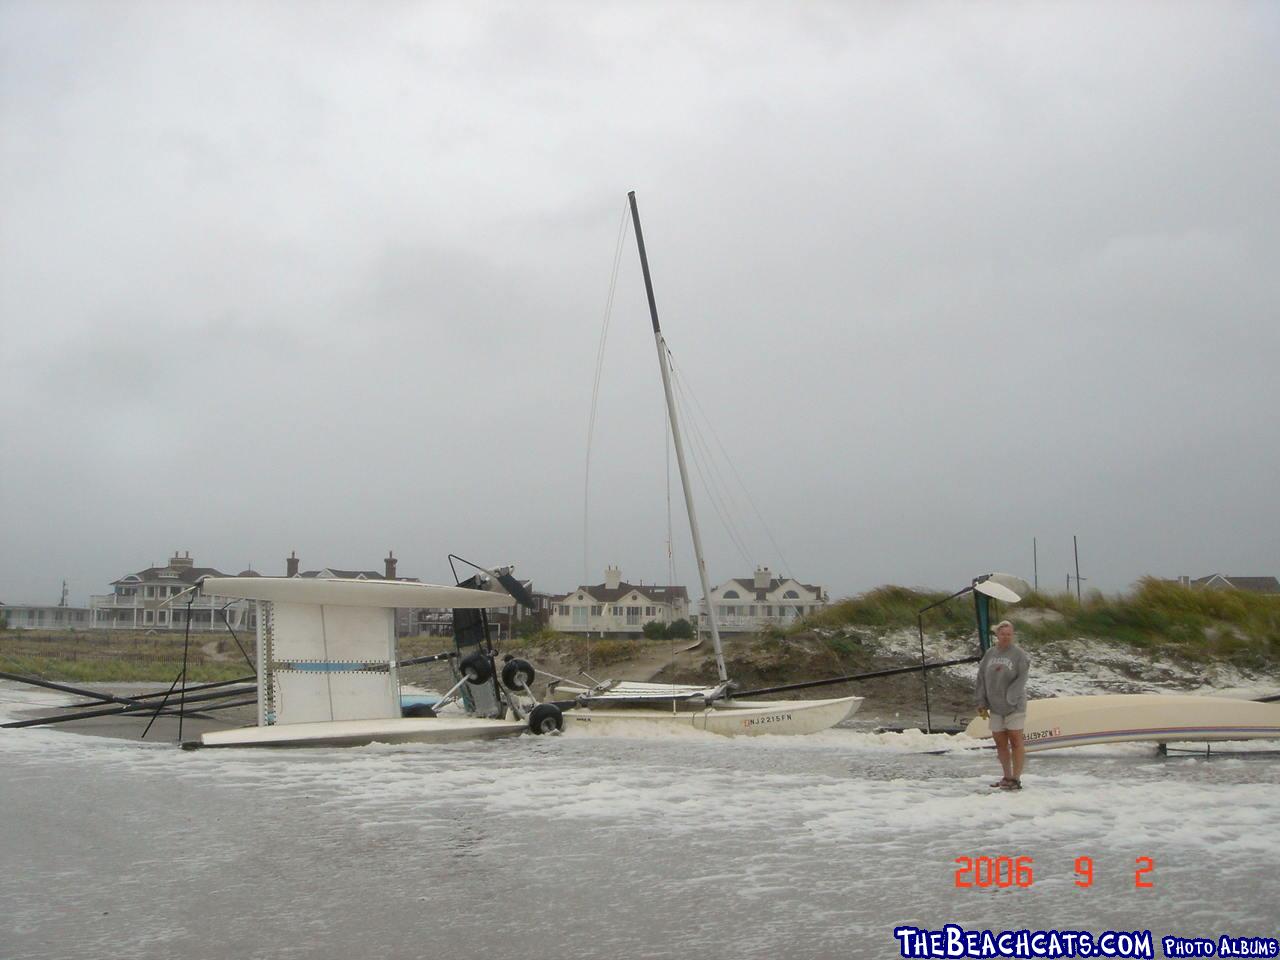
[975,643,1030,716]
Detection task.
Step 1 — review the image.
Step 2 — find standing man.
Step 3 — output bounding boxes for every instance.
[975,620,1030,791]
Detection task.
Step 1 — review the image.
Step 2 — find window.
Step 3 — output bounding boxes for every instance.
[145,586,155,598]
[783,590,799,599]
[590,605,602,616]
[626,606,641,625]
[572,606,587,626]
[645,606,655,617]
[764,605,774,617]
[748,605,757,617]
[557,605,570,617]
[723,589,740,599]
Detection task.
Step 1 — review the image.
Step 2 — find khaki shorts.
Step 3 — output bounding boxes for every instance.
[989,710,1026,732]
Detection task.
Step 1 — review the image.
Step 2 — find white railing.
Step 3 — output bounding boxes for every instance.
[89,593,250,610]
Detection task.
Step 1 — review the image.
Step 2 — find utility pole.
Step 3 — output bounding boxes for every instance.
[1073,535,1083,602]
[1033,538,1038,592]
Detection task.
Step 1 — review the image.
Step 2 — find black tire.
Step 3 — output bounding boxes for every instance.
[527,703,564,735]
[501,658,536,691]
[460,653,494,684]
[402,703,436,718]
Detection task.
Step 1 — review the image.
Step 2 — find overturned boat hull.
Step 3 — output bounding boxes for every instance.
[965,694,1280,752]
[563,696,862,737]
[193,716,527,749]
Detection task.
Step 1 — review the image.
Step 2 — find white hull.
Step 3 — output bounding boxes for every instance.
[196,716,527,749]
[965,694,1280,752]
[200,576,514,609]
[563,696,861,737]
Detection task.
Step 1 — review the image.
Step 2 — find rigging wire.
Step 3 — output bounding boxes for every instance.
[667,351,797,579]
[668,354,757,565]
[583,200,630,583]
[668,363,754,569]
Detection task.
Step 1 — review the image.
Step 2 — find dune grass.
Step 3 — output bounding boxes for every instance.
[0,629,254,683]
[513,628,655,667]
[802,585,977,635]
[799,578,1280,666]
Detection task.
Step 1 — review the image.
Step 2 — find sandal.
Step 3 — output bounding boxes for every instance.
[990,777,1013,788]
[999,778,1023,791]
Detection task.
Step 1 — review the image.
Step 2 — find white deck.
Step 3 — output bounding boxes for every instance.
[200,576,516,609]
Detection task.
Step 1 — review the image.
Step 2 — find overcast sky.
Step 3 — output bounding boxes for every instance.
[2,1,1277,605]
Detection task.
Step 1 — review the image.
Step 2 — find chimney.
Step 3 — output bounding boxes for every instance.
[286,551,299,577]
[754,566,772,590]
[385,551,398,581]
[605,565,621,590]
[169,551,194,570]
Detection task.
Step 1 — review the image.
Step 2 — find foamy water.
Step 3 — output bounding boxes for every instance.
[2,684,1277,959]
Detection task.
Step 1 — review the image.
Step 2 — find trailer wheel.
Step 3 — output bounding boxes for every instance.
[460,653,494,684]
[402,703,436,718]
[501,658,536,691]
[527,703,564,735]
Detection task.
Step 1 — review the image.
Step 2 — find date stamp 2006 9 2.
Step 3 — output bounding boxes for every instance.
[953,855,1155,889]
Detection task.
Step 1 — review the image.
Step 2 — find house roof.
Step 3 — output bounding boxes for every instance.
[112,564,227,586]
[295,568,422,585]
[558,581,690,605]
[725,577,824,601]
[297,569,387,580]
[1192,575,1280,594]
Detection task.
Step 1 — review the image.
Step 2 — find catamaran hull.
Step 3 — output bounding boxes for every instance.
[195,716,528,749]
[563,696,861,737]
[965,694,1280,752]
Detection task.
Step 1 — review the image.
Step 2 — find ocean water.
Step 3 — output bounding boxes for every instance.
[2,688,1277,960]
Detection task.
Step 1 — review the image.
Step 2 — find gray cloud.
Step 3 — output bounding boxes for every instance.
[2,1,1277,605]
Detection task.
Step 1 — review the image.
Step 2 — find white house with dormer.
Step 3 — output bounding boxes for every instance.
[698,566,828,633]
[89,551,256,631]
[550,565,690,636]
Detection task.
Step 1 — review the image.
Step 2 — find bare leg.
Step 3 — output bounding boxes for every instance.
[1009,730,1026,780]
[993,730,1012,780]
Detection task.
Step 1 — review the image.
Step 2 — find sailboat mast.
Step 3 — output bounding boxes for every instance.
[627,191,729,686]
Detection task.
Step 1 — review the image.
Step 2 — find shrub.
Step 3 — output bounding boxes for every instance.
[805,586,974,633]
[512,617,545,638]
[642,620,667,639]
[667,618,694,639]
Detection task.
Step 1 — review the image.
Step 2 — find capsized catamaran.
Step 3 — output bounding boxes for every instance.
[186,573,570,748]
[557,192,862,736]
